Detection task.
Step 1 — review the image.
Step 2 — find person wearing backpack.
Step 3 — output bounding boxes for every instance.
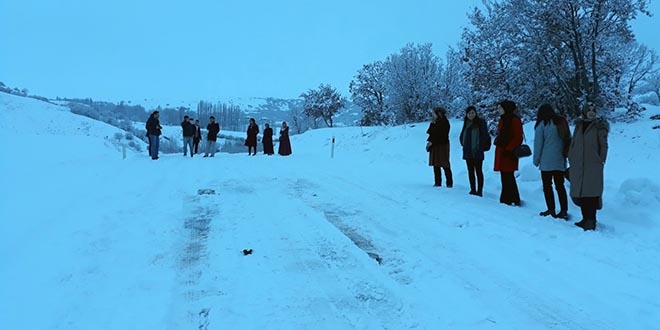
[567,102,609,231]
[533,104,571,219]
[459,106,490,196]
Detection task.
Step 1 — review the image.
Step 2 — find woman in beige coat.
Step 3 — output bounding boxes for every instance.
[567,102,609,231]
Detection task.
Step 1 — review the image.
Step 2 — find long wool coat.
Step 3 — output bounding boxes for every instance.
[494,115,523,172]
[427,117,451,167]
[567,118,609,198]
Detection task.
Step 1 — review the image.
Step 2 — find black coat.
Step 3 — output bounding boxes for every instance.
[146,116,162,136]
[426,117,450,145]
[181,121,196,137]
[207,122,220,141]
[245,124,259,147]
[278,127,292,156]
[262,127,274,154]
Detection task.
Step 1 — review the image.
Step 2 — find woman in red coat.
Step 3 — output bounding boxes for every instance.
[493,100,523,206]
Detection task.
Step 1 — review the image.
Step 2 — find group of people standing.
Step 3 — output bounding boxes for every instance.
[144,111,292,160]
[426,100,609,231]
[244,118,292,156]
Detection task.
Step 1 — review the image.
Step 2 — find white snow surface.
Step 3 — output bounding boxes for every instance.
[1,92,659,329]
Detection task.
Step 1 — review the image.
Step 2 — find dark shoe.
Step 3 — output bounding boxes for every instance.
[555,211,569,220]
[539,210,555,217]
[575,219,596,231]
[210,154,215,157]
[469,190,477,195]
[203,154,208,158]
[433,184,441,187]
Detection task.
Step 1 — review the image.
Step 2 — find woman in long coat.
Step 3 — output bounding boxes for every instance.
[426,107,453,187]
[245,118,259,156]
[567,103,609,231]
[278,122,292,156]
[459,106,490,196]
[493,100,523,206]
[533,104,571,219]
[262,123,274,155]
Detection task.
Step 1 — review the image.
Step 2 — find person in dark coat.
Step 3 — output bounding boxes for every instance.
[426,107,453,187]
[145,111,162,160]
[493,100,523,206]
[262,123,274,155]
[204,116,220,157]
[193,119,202,155]
[459,106,490,196]
[278,121,292,156]
[181,116,195,157]
[567,102,609,231]
[533,104,571,219]
[245,118,259,156]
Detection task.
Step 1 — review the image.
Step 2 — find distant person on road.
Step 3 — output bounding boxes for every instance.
[193,119,202,154]
[146,111,162,160]
[278,121,292,156]
[245,118,259,156]
[181,116,195,157]
[262,123,274,155]
[204,116,220,157]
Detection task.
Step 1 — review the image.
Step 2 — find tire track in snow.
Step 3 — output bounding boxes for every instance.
[289,176,618,330]
[167,188,224,330]
[206,178,417,329]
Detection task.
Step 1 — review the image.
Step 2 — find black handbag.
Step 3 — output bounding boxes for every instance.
[513,132,532,158]
[514,144,532,158]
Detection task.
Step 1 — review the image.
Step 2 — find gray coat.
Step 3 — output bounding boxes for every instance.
[567,118,609,198]
[533,121,567,171]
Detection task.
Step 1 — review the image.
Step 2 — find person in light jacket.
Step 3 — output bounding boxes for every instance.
[533,104,571,219]
[567,102,609,231]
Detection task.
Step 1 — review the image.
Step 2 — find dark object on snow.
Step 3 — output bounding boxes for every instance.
[242,249,253,256]
[197,189,216,195]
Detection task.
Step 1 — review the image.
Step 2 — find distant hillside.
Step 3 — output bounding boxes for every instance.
[0,91,148,154]
[120,96,363,128]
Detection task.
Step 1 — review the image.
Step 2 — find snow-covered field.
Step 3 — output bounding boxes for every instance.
[1,91,659,329]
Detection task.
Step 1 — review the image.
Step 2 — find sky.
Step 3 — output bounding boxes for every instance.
[1,91,660,329]
[0,1,658,102]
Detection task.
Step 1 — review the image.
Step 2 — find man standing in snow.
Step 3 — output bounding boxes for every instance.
[181,116,195,157]
[146,111,162,160]
[204,116,220,157]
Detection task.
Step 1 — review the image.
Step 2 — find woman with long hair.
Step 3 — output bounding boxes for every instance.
[533,104,570,219]
[459,106,490,196]
[493,100,523,206]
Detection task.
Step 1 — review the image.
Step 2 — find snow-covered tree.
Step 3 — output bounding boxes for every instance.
[462,0,651,119]
[300,84,346,128]
[383,43,444,124]
[440,46,475,117]
[349,61,388,125]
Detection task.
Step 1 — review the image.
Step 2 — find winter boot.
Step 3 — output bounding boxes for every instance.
[540,210,555,217]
